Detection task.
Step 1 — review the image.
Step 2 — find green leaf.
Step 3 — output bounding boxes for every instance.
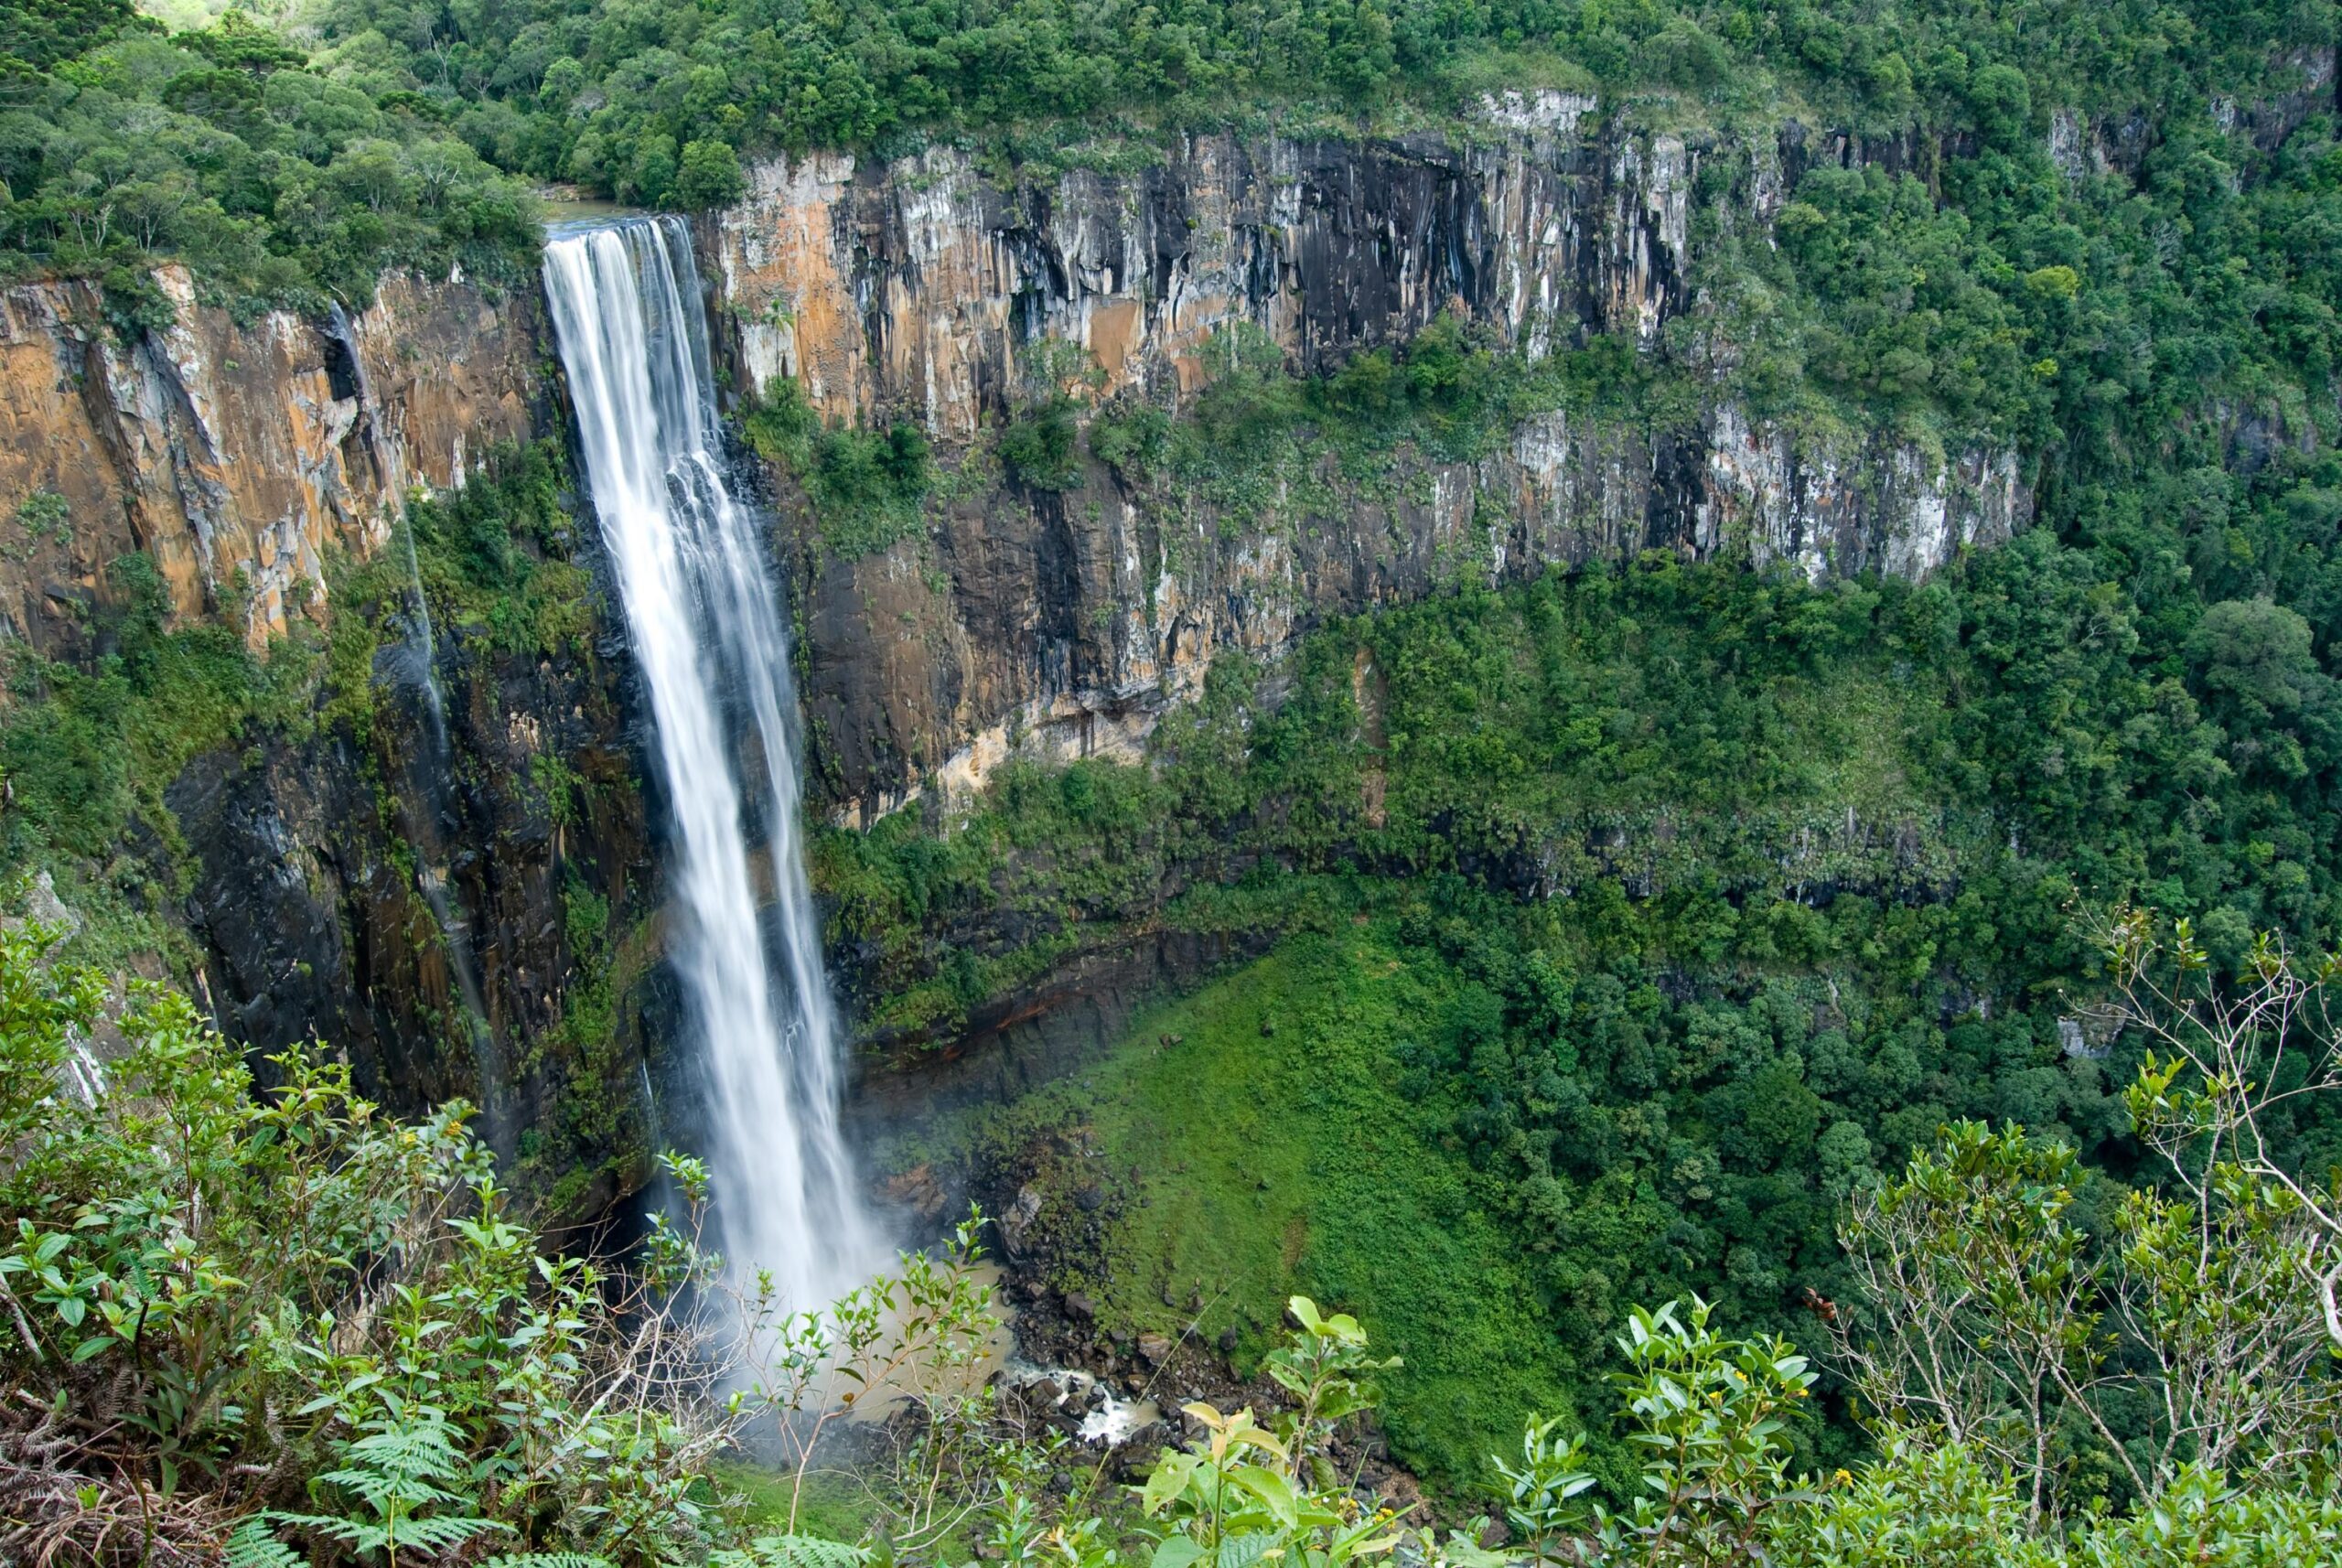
[1228,1465,1300,1530]
[1152,1538,1206,1568]
[1210,1533,1275,1568]
[1428,1531,1507,1568]
[1142,1451,1201,1515]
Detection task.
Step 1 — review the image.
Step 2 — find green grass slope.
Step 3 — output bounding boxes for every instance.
[916,930,1581,1490]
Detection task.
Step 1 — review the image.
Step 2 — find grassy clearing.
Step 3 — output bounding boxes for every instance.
[707,1459,879,1541]
[922,930,1579,1491]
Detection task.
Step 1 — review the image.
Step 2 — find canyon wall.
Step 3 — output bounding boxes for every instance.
[0,268,540,651]
[0,269,660,1211]
[706,99,2031,822]
[0,101,2046,1173]
[19,64,2342,1213]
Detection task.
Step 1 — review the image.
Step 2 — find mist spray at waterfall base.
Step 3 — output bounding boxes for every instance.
[542,217,879,1314]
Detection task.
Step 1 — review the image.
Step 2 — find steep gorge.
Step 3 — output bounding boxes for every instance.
[715,99,2034,825]
[0,87,2231,1204]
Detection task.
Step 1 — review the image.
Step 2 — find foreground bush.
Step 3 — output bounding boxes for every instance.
[5,905,2338,1564]
[0,918,743,1563]
[0,912,1021,1567]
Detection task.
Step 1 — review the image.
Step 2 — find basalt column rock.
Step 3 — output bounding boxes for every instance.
[0,267,540,651]
[714,95,1665,439]
[707,99,2031,824]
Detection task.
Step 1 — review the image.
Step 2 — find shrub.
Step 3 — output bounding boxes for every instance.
[678,139,748,209]
[996,397,1083,491]
[0,922,728,1563]
[747,379,931,557]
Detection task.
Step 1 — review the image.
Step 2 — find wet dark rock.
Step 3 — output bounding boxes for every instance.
[879,1161,951,1222]
[164,579,657,1219]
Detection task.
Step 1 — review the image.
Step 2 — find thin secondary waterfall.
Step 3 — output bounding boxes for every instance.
[542,217,876,1308]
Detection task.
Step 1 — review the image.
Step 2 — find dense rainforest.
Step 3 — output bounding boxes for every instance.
[0,0,539,309]
[2,0,2342,1563]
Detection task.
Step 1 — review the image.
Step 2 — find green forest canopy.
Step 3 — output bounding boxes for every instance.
[306,0,2329,198]
[3,2,2332,306]
[1,0,2341,1553]
[0,2,539,310]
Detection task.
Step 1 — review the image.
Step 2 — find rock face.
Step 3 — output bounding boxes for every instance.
[0,267,661,1209]
[163,618,657,1206]
[0,267,540,651]
[707,102,2031,821]
[714,94,1692,432]
[0,102,2049,1181]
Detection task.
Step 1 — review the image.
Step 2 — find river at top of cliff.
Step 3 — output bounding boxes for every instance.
[535,187,654,230]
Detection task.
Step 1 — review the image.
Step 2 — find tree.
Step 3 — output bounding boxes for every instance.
[2107,909,2342,1362]
[1831,910,2342,1523]
[1966,62,2032,148]
[677,138,747,209]
[2186,597,2326,732]
[1833,1122,2111,1517]
[1484,1298,1816,1567]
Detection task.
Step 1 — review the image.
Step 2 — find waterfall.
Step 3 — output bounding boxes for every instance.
[541,217,876,1308]
[383,505,495,1101]
[329,303,499,1132]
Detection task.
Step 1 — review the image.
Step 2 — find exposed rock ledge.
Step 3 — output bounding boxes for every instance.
[707,103,2030,820]
[0,267,542,653]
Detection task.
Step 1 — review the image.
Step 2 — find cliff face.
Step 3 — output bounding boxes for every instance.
[0,267,539,650]
[0,102,2041,1159]
[708,100,2030,821]
[164,604,658,1207]
[0,269,659,1209]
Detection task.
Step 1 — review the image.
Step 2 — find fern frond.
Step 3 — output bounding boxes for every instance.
[397,1515,511,1550]
[263,1509,388,1552]
[479,1553,615,1568]
[736,1533,872,1568]
[223,1519,305,1568]
[315,1466,466,1509]
[345,1418,470,1487]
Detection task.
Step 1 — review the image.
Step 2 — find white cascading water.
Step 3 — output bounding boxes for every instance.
[541,217,876,1307]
